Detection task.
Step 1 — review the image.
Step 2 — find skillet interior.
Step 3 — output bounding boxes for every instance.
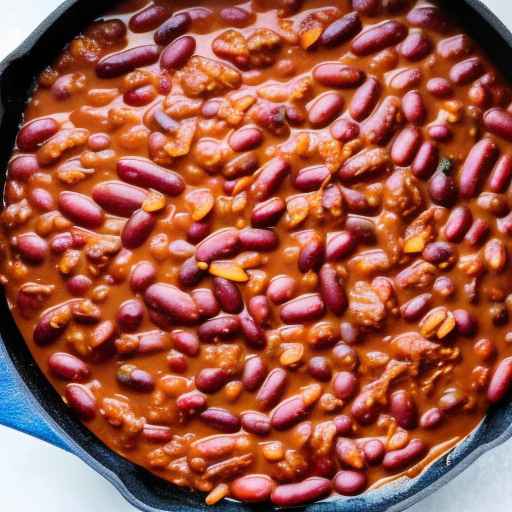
[1,1,512,510]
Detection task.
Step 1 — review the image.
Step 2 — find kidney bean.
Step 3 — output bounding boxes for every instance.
[390,390,418,429]
[402,90,426,125]
[242,356,268,392]
[400,33,432,62]
[412,142,439,179]
[319,264,347,315]
[199,407,241,433]
[213,277,243,314]
[65,384,96,420]
[141,424,173,444]
[129,4,171,32]
[256,368,288,411]
[345,215,376,244]
[307,357,332,382]
[334,470,367,496]
[389,68,422,93]
[294,166,330,193]
[176,390,207,413]
[266,275,296,305]
[333,371,358,400]
[450,57,484,85]
[13,232,48,264]
[465,219,489,247]
[116,299,144,332]
[326,231,357,261]
[489,154,512,192]
[229,127,263,153]
[178,257,206,288]
[129,261,156,293]
[8,155,40,182]
[117,364,154,392]
[186,219,211,244]
[280,294,325,324]
[391,126,422,167]
[383,439,427,470]
[351,20,407,57]
[351,390,378,425]
[196,368,229,394]
[231,474,274,503]
[426,77,453,98]
[197,315,241,343]
[459,139,498,199]
[444,206,473,243]
[48,352,90,381]
[66,275,92,297]
[453,309,477,337]
[117,157,185,196]
[428,124,452,142]
[350,78,381,121]
[330,119,360,142]
[241,411,271,436]
[240,314,266,349]
[487,357,512,403]
[308,93,344,128]
[144,283,199,325]
[58,191,104,229]
[96,45,159,78]
[122,209,156,249]
[336,437,365,469]
[401,293,431,322]
[154,13,191,45]
[319,11,362,47]
[124,85,157,107]
[29,188,55,211]
[363,439,385,465]
[160,35,195,70]
[420,407,444,429]
[239,228,278,252]
[271,477,331,507]
[483,108,512,143]
[361,96,402,146]
[313,63,365,89]
[219,6,253,27]
[429,171,457,207]
[192,288,220,319]
[17,118,59,152]
[407,6,449,32]
[298,237,325,273]
[251,197,286,228]
[248,295,271,327]
[195,228,240,263]
[271,395,309,430]
[438,34,473,60]
[92,181,147,217]
[171,330,199,357]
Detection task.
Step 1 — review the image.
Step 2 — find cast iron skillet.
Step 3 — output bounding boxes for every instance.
[1,1,512,510]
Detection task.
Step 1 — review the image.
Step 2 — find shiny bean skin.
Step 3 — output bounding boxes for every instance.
[239,228,278,251]
[48,352,90,381]
[241,411,271,436]
[144,283,199,325]
[351,20,408,56]
[271,478,331,507]
[280,294,325,324]
[242,356,268,391]
[212,277,243,314]
[390,126,422,166]
[199,407,241,433]
[350,78,381,121]
[122,209,156,249]
[412,142,439,179]
[129,4,171,33]
[382,439,427,470]
[92,181,147,217]
[58,191,104,229]
[129,261,156,292]
[334,470,367,496]
[96,45,159,78]
[402,90,426,125]
[195,228,240,263]
[154,13,191,46]
[319,11,362,48]
[160,36,196,70]
[444,206,473,243]
[488,154,512,192]
[17,118,59,152]
[313,63,365,89]
[487,357,512,403]
[308,93,344,128]
[256,368,288,410]
[390,390,418,429]
[459,139,498,199]
[319,264,347,315]
[197,315,241,343]
[400,33,432,62]
[251,197,286,228]
[65,384,96,420]
[231,475,274,503]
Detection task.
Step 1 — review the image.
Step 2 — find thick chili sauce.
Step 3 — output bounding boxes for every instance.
[3,0,512,505]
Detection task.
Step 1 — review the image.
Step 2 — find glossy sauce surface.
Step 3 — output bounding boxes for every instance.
[3,0,512,506]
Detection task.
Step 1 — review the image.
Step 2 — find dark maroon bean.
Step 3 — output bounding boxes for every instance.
[429,171,457,206]
[351,390,378,425]
[65,384,96,420]
[401,293,432,321]
[400,32,432,61]
[187,220,211,244]
[319,11,362,47]
[326,231,357,261]
[294,166,330,192]
[219,6,253,27]
[66,275,92,296]
[271,395,308,430]
[340,323,361,346]
[199,407,240,433]
[8,155,40,182]
[196,368,229,394]
[13,232,48,264]
[351,20,408,56]
[231,475,274,503]
[154,13,191,45]
[166,350,188,373]
[116,299,144,332]
[420,407,444,429]
[256,368,287,411]
[465,219,490,246]
[487,357,512,403]
[319,264,347,315]
[242,356,268,392]
[48,352,90,381]
[191,288,220,319]
[350,78,381,121]
[160,36,195,70]
[171,330,199,357]
[33,305,71,346]
[361,96,402,145]
[130,261,156,292]
[345,215,376,244]
[240,314,266,349]
[334,415,353,435]
[271,478,331,507]
[390,67,422,92]
[453,309,478,337]
[124,85,156,107]
[484,108,512,142]
[444,206,473,243]
[426,77,453,98]
[390,390,418,429]
[144,283,199,325]
[196,228,240,263]
[142,424,173,443]
[213,277,243,314]
[92,181,146,217]
[179,257,206,288]
[459,139,498,199]
[17,118,59,152]
[391,126,422,166]
[412,142,439,179]
[383,439,427,470]
[117,157,185,196]
[298,238,325,273]
[363,439,385,465]
[122,209,156,249]
[489,154,512,192]
[402,90,426,125]
[334,470,367,496]
[428,124,452,142]
[197,315,241,343]
[407,6,449,32]
[58,191,104,229]
[314,64,365,89]
[450,57,484,85]
[96,45,159,78]
[176,390,207,412]
[229,127,263,152]
[251,197,286,228]
[239,228,278,252]
[248,295,271,326]
[308,93,344,128]
[330,119,360,142]
[241,411,271,436]
[117,364,155,392]
[437,34,473,60]
[280,294,325,324]
[129,4,171,32]
[352,0,380,16]
[307,357,332,382]
[267,275,296,305]
[29,188,55,211]
[333,371,358,400]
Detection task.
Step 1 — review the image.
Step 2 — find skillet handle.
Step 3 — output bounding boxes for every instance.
[0,341,71,451]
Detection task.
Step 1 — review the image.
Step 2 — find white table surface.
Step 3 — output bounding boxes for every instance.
[1,0,512,510]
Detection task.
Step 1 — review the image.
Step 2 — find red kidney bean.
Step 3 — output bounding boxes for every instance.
[489,154,512,192]
[351,20,408,57]
[352,0,380,16]
[171,330,199,357]
[117,364,155,392]
[420,407,444,429]
[487,357,512,403]
[167,350,187,373]
[176,390,207,413]
[117,157,185,196]
[240,314,266,349]
[340,323,361,346]
[429,171,457,207]
[229,127,263,153]
[363,439,385,465]
[129,4,171,32]
[144,283,199,325]
[333,415,353,436]
[330,119,360,142]
[280,294,325,324]
[294,165,330,192]
[241,411,271,436]
[298,237,325,273]
[391,126,422,166]
[437,34,473,60]
[13,232,48,264]
[160,35,195,70]
[426,77,453,98]
[350,78,381,121]
[361,96,402,146]
[402,90,426,125]
[92,181,147,217]
[231,475,274,503]
[65,384,96,420]
[242,356,268,392]
[333,371,358,400]
[465,219,490,246]
[8,155,40,182]
[199,407,241,433]
[271,395,309,430]
[66,275,92,296]
[124,85,157,107]
[122,210,156,249]
[444,206,473,243]
[48,352,90,381]
[307,357,332,382]
[319,264,347,315]
[345,215,376,244]
[179,257,206,288]
[459,139,498,199]
[142,424,173,443]
[251,197,286,228]
[191,288,220,319]
[248,295,270,327]
[267,275,297,305]
[154,13,191,46]
[197,315,241,343]
[389,68,422,93]
[400,33,432,61]
[116,299,144,332]
[319,11,362,47]
[351,390,379,425]
[195,228,240,263]
[390,390,418,429]
[308,93,344,128]
[187,220,211,244]
[428,124,452,142]
[239,228,278,252]
[334,470,367,496]
[219,7,253,27]
[17,118,59,152]
[401,294,431,322]
[383,439,427,470]
[453,309,477,337]
[450,57,484,85]
[213,277,243,314]
[256,368,288,411]
[407,6,449,32]
[412,142,439,179]
[96,45,159,78]
[58,191,104,229]
[313,63,365,89]
[130,261,156,292]
[29,187,55,211]
[484,108,512,142]
[271,478,331,507]
[326,231,357,261]
[195,368,229,394]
